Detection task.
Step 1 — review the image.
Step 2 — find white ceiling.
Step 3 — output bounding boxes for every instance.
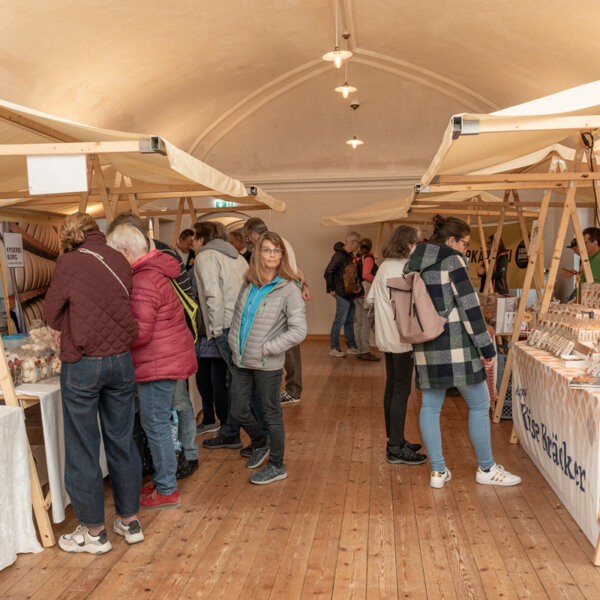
[2,0,600,190]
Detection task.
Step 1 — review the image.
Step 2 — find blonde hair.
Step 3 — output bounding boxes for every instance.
[59,212,99,253]
[246,232,299,286]
[106,224,149,261]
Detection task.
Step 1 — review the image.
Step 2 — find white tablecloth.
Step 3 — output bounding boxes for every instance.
[0,405,43,571]
[16,378,107,523]
[512,343,600,546]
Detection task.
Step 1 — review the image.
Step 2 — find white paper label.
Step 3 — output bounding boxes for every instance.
[26,153,88,195]
[4,232,24,267]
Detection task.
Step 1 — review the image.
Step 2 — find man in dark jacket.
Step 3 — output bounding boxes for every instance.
[324,232,361,357]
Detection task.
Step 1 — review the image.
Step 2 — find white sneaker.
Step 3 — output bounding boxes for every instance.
[329,349,345,358]
[476,464,521,486]
[346,347,360,355]
[113,518,144,544]
[58,524,112,554]
[430,469,452,489]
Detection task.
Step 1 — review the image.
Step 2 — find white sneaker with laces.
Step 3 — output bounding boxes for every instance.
[430,469,452,489]
[58,524,112,554]
[280,390,301,405]
[476,463,521,486]
[346,347,360,355]
[114,518,144,544]
[329,349,345,358]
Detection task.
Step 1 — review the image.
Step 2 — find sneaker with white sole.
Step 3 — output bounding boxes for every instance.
[430,469,452,489]
[280,390,301,405]
[113,518,144,544]
[250,463,288,485]
[58,524,112,554]
[246,445,270,469]
[346,347,360,355]
[196,423,219,435]
[329,349,345,358]
[476,464,521,486]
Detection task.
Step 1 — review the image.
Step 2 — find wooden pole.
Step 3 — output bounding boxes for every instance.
[483,195,507,294]
[171,198,185,247]
[92,156,113,224]
[186,197,197,224]
[476,215,490,275]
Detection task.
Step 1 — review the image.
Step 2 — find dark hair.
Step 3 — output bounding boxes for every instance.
[430,215,470,243]
[230,231,244,243]
[193,222,218,244]
[583,227,600,245]
[359,238,372,252]
[382,225,420,259]
[243,217,268,236]
[487,234,506,254]
[179,229,194,240]
[106,211,148,238]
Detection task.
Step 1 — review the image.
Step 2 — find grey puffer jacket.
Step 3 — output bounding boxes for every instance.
[228,279,307,370]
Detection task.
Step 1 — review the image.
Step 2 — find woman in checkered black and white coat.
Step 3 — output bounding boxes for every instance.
[405,215,521,490]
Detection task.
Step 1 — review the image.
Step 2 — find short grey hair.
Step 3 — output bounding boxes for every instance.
[243,217,267,236]
[107,224,148,261]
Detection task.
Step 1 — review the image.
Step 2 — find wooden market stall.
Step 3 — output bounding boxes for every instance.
[0,98,286,550]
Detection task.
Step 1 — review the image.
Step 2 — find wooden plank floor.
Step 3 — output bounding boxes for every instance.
[3,339,600,599]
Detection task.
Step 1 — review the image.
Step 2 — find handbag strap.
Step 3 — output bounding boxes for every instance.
[78,248,129,297]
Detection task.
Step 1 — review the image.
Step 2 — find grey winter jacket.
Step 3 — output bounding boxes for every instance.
[194,238,248,339]
[228,279,307,370]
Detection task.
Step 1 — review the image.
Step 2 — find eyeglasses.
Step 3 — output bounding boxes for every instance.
[458,238,470,248]
[261,247,282,255]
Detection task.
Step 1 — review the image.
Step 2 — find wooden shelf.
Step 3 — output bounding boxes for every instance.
[8,223,58,259]
[8,287,48,309]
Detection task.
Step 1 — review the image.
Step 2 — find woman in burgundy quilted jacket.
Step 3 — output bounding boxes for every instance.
[45,212,143,554]
[107,223,197,511]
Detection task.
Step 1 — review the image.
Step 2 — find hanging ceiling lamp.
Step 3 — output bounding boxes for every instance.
[346,136,364,149]
[335,60,357,98]
[322,1,352,68]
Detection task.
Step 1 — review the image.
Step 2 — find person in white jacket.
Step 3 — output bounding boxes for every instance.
[366,226,427,465]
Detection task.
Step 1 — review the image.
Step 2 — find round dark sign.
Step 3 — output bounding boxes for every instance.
[515,240,528,269]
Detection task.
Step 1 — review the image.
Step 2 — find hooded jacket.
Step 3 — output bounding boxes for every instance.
[45,230,139,362]
[405,242,495,390]
[324,241,359,299]
[228,278,307,370]
[194,238,248,339]
[130,250,197,382]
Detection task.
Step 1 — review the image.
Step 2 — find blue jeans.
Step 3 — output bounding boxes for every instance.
[60,352,141,527]
[231,366,285,466]
[215,329,267,438]
[137,379,178,495]
[171,379,198,460]
[330,295,357,350]
[420,381,495,473]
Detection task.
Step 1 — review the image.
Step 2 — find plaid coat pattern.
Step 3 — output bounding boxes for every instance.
[405,242,495,390]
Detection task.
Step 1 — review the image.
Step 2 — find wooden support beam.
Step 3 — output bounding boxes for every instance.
[92,155,113,223]
[0,105,78,143]
[171,198,185,247]
[436,172,600,184]
[0,140,143,156]
[483,197,507,295]
[476,216,490,275]
[186,197,197,224]
[139,204,267,217]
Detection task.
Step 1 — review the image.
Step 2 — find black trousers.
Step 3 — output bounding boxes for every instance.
[384,351,413,452]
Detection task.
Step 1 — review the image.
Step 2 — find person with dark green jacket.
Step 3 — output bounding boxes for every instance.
[405,215,521,490]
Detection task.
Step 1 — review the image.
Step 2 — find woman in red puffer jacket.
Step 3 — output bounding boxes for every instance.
[107,223,196,512]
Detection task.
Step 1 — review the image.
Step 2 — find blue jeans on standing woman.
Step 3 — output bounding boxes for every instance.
[330,294,357,351]
[419,380,495,474]
[61,352,141,527]
[137,379,178,496]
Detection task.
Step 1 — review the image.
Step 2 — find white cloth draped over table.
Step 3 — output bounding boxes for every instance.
[0,405,43,571]
[16,378,108,523]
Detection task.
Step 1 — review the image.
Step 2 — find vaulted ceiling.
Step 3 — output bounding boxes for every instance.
[2,0,600,190]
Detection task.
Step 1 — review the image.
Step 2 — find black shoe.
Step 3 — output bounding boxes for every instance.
[359,352,381,362]
[387,445,427,465]
[240,444,252,459]
[176,458,199,479]
[404,441,423,453]
[203,432,242,449]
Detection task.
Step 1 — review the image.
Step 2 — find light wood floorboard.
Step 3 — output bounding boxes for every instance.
[2,340,600,599]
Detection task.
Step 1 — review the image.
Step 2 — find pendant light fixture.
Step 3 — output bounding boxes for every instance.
[346,136,364,149]
[322,1,352,68]
[335,59,357,98]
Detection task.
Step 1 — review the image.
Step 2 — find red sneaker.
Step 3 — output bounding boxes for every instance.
[140,489,181,510]
[140,481,156,497]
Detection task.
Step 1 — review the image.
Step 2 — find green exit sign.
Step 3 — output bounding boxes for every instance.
[215,199,236,208]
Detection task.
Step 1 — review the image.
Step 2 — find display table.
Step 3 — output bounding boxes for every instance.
[0,405,43,570]
[512,342,600,549]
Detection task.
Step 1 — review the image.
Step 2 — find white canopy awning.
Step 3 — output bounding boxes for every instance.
[0,98,285,216]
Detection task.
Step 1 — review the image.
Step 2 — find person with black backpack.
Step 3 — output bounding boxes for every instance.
[324,232,362,358]
[353,238,380,361]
